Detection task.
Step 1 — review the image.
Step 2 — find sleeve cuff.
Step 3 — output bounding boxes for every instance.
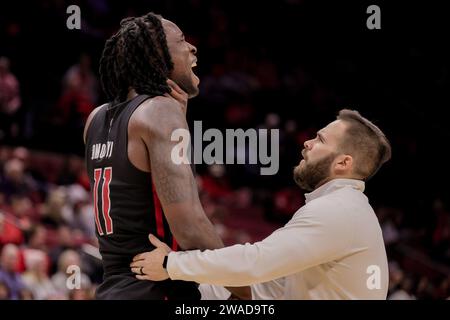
[166,251,178,280]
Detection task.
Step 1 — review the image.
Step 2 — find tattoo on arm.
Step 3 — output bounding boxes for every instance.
[153,164,190,204]
[150,135,196,205]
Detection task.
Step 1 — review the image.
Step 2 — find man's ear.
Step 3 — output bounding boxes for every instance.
[333,154,353,175]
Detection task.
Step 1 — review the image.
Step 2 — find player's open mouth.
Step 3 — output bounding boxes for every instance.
[191,59,200,84]
[301,150,307,160]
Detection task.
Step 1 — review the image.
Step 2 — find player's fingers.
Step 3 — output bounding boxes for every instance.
[169,90,183,102]
[165,88,183,105]
[167,79,185,95]
[167,81,188,103]
[163,92,180,101]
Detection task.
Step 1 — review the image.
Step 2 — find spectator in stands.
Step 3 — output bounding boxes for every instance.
[10,194,36,230]
[40,187,71,229]
[21,249,59,300]
[24,225,47,252]
[388,276,416,300]
[65,184,96,239]
[0,158,36,200]
[0,243,25,299]
[0,211,24,246]
[48,224,76,269]
[54,54,98,152]
[51,249,91,297]
[62,53,98,109]
[0,279,11,299]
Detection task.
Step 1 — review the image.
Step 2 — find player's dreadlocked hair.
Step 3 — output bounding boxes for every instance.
[99,12,174,102]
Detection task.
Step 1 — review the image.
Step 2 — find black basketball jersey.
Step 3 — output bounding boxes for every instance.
[85,95,180,277]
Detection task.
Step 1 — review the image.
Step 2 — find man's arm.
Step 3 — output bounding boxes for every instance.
[138,96,223,250]
[166,200,352,286]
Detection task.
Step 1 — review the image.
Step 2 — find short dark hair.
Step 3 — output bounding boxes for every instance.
[337,109,391,180]
[99,12,173,102]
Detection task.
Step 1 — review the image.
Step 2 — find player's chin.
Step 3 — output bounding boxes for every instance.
[187,77,200,98]
[188,87,200,98]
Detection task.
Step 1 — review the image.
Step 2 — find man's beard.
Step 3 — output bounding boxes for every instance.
[293,153,337,192]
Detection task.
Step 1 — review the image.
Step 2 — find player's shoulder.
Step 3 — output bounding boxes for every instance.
[86,103,108,125]
[83,103,109,143]
[133,96,185,132]
[137,95,183,118]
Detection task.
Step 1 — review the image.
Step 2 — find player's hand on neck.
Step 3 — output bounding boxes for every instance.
[165,79,188,115]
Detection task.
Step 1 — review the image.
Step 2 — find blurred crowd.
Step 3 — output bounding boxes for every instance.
[0,146,101,299]
[1,0,449,300]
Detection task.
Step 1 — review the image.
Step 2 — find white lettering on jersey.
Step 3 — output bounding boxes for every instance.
[91,141,114,160]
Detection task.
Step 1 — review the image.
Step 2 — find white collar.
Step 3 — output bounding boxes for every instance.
[304,178,365,203]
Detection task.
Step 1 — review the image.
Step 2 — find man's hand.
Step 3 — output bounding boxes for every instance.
[165,79,188,115]
[130,234,172,281]
[131,235,252,300]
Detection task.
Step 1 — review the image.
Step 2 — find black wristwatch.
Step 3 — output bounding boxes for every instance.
[163,255,168,269]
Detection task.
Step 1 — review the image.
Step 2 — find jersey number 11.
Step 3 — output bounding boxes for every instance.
[93,167,113,235]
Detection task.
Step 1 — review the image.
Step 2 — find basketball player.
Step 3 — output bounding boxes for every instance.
[131,109,392,299]
[84,12,249,300]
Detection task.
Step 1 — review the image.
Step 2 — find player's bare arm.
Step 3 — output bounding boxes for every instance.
[137,96,224,250]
